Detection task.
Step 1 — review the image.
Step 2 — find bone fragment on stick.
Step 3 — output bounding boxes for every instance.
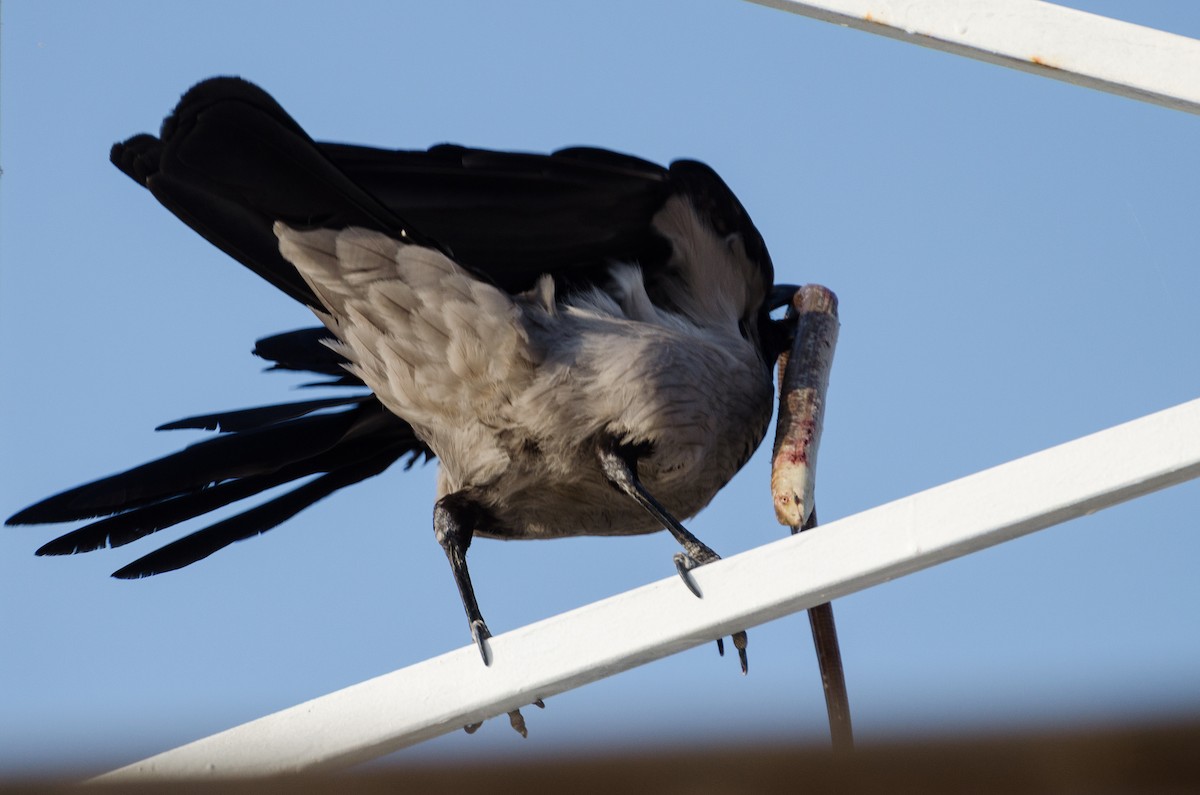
[771,285,839,529]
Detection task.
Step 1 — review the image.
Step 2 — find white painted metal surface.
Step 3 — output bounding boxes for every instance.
[746,0,1200,114]
[94,397,1200,781]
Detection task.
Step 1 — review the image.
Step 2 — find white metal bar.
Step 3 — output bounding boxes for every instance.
[94,397,1200,781]
[746,0,1200,114]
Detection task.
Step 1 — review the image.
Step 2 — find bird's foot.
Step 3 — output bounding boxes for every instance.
[672,549,718,597]
[715,630,750,675]
[463,698,546,737]
[507,708,529,738]
[733,631,748,675]
[471,619,492,666]
[674,552,749,674]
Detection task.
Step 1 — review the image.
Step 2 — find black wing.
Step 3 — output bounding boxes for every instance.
[111,77,770,299]
[109,77,685,304]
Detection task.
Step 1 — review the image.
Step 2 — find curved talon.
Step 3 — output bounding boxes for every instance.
[464,700,543,737]
[508,709,528,738]
[471,619,493,666]
[734,631,749,675]
[716,637,725,656]
[673,552,703,598]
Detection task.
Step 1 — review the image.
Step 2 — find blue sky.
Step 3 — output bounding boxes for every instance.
[2,0,1199,779]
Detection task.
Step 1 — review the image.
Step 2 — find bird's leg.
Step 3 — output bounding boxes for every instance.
[434,492,495,666]
[597,440,718,584]
[597,438,749,673]
[436,496,552,735]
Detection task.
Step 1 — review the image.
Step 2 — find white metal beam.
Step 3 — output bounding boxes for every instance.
[745,0,1200,114]
[94,397,1200,781]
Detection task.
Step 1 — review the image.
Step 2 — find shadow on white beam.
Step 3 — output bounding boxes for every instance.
[746,0,1200,115]
[95,397,1200,781]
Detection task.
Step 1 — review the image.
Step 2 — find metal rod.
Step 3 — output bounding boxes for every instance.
[796,509,853,753]
[94,396,1200,780]
[746,0,1200,115]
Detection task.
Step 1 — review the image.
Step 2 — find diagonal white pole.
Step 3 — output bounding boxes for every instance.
[94,397,1200,781]
[745,0,1200,115]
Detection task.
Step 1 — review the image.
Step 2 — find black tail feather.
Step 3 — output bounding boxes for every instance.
[7,410,360,525]
[17,401,429,568]
[111,450,398,578]
[36,469,301,555]
[253,327,350,377]
[37,426,417,557]
[156,395,369,433]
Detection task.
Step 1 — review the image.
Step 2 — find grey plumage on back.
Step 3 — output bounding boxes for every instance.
[276,202,775,542]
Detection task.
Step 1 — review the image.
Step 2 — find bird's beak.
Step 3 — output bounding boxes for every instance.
[768,283,800,312]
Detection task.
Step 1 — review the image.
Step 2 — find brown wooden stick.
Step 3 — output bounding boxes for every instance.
[770,285,852,753]
[798,509,853,753]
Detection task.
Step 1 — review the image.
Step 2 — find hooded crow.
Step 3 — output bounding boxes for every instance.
[7,77,797,668]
